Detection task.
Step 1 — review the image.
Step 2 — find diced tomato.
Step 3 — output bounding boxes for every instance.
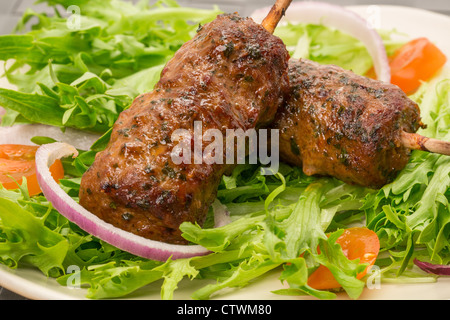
[307,227,380,290]
[0,144,64,196]
[389,37,447,94]
[366,38,447,93]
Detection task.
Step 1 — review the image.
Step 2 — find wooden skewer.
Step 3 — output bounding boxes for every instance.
[401,131,450,156]
[261,0,293,34]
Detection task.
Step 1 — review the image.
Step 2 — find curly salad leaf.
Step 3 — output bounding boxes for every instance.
[0,0,449,300]
[0,0,220,132]
[362,71,450,281]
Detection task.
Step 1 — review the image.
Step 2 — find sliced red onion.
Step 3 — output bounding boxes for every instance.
[35,142,210,261]
[251,1,391,83]
[414,259,450,276]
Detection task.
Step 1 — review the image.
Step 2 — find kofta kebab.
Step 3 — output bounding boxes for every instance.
[79,0,450,244]
[79,0,293,244]
[274,59,450,189]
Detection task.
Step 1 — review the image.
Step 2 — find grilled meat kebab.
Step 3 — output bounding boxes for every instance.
[79,12,290,244]
[273,58,425,189]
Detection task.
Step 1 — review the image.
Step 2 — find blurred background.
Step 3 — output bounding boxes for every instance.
[0,0,450,35]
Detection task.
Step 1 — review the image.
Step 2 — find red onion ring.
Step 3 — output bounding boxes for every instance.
[35,142,211,261]
[251,1,391,83]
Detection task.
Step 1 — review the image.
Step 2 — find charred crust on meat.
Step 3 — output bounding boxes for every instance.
[274,58,422,189]
[79,13,290,244]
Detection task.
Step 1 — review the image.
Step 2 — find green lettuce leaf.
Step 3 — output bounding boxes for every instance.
[1,0,449,301]
[0,0,221,132]
[363,71,450,279]
[0,191,69,276]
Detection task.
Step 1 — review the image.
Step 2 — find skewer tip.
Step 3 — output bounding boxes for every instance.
[261,0,293,33]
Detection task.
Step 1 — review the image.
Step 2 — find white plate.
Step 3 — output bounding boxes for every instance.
[1,4,450,300]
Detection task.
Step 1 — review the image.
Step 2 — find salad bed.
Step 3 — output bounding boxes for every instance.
[0,0,449,300]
